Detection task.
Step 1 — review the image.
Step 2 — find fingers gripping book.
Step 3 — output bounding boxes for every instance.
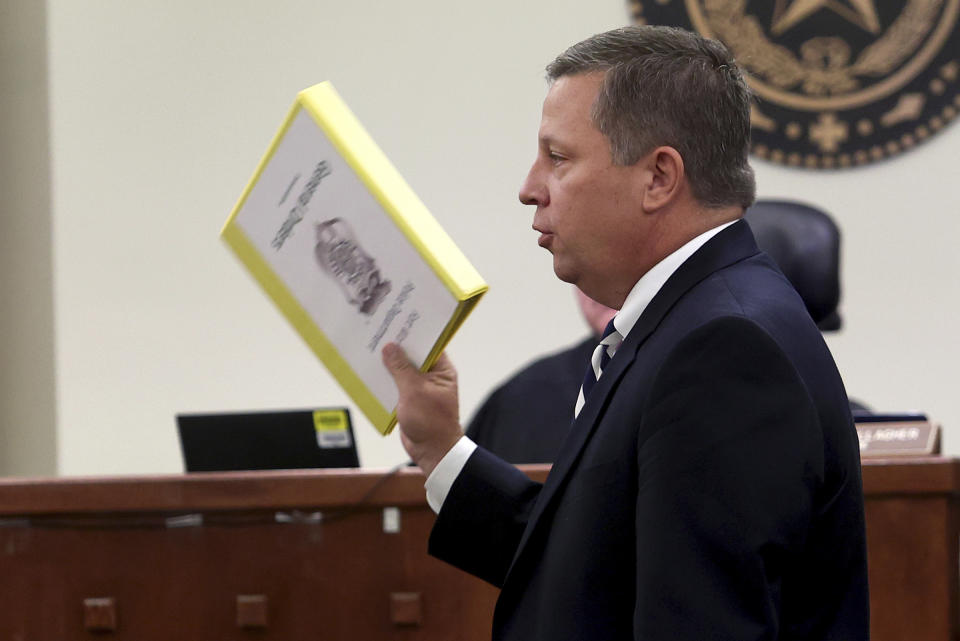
[221,82,487,435]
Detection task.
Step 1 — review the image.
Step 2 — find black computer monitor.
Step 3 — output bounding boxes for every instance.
[177,408,360,472]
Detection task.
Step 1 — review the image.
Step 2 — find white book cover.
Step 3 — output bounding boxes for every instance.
[222,82,486,434]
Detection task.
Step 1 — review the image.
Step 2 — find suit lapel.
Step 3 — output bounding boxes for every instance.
[501,221,761,583]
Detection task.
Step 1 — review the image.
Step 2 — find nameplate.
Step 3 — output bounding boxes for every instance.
[856,419,940,458]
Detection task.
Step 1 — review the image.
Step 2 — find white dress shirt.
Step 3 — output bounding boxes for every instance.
[423,220,738,513]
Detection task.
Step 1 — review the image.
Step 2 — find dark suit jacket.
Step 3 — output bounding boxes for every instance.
[430,221,869,640]
[465,336,596,464]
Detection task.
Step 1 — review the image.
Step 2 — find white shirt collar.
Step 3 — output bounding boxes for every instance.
[613,219,738,340]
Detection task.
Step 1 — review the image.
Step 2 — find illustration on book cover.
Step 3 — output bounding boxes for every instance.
[314,218,392,316]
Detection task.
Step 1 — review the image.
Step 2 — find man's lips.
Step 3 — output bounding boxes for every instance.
[534,223,554,248]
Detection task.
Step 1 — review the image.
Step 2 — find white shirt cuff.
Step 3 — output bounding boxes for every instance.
[424,435,477,514]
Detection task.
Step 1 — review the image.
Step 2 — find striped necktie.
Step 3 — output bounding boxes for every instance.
[575,319,623,417]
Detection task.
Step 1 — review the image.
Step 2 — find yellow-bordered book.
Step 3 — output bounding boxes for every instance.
[221,82,487,435]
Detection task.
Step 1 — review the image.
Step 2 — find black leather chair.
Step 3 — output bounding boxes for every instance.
[744,199,842,331]
[745,200,870,412]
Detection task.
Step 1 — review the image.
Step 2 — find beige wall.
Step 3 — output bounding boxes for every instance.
[4,1,959,475]
[0,0,56,475]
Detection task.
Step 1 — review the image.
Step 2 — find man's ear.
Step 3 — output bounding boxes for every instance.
[640,146,685,211]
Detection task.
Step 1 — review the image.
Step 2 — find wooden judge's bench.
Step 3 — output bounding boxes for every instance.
[0,458,956,640]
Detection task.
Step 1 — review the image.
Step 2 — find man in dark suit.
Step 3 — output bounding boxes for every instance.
[382,25,868,641]
[466,288,615,463]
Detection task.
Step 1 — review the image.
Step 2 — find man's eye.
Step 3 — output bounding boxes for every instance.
[549,152,565,164]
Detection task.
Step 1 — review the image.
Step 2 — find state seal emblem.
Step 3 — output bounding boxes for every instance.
[631,0,960,168]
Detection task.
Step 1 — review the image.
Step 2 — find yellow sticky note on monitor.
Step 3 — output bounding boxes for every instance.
[313,409,353,449]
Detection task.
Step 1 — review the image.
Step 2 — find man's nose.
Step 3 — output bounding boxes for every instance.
[519,165,546,206]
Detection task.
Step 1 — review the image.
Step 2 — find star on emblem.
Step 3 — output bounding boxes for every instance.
[772,0,882,35]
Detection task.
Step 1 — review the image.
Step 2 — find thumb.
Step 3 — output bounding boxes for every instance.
[382,342,417,387]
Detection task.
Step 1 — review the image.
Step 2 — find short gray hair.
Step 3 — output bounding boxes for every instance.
[547,25,756,209]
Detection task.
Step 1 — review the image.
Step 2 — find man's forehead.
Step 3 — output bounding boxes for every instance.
[543,72,604,108]
[538,74,604,143]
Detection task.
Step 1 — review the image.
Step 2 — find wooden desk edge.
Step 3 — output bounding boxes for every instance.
[861,457,960,496]
[0,465,553,516]
[0,459,954,516]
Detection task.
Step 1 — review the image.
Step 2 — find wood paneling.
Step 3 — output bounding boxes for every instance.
[0,461,953,639]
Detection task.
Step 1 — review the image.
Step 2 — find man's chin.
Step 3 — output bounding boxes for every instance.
[552,261,578,285]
